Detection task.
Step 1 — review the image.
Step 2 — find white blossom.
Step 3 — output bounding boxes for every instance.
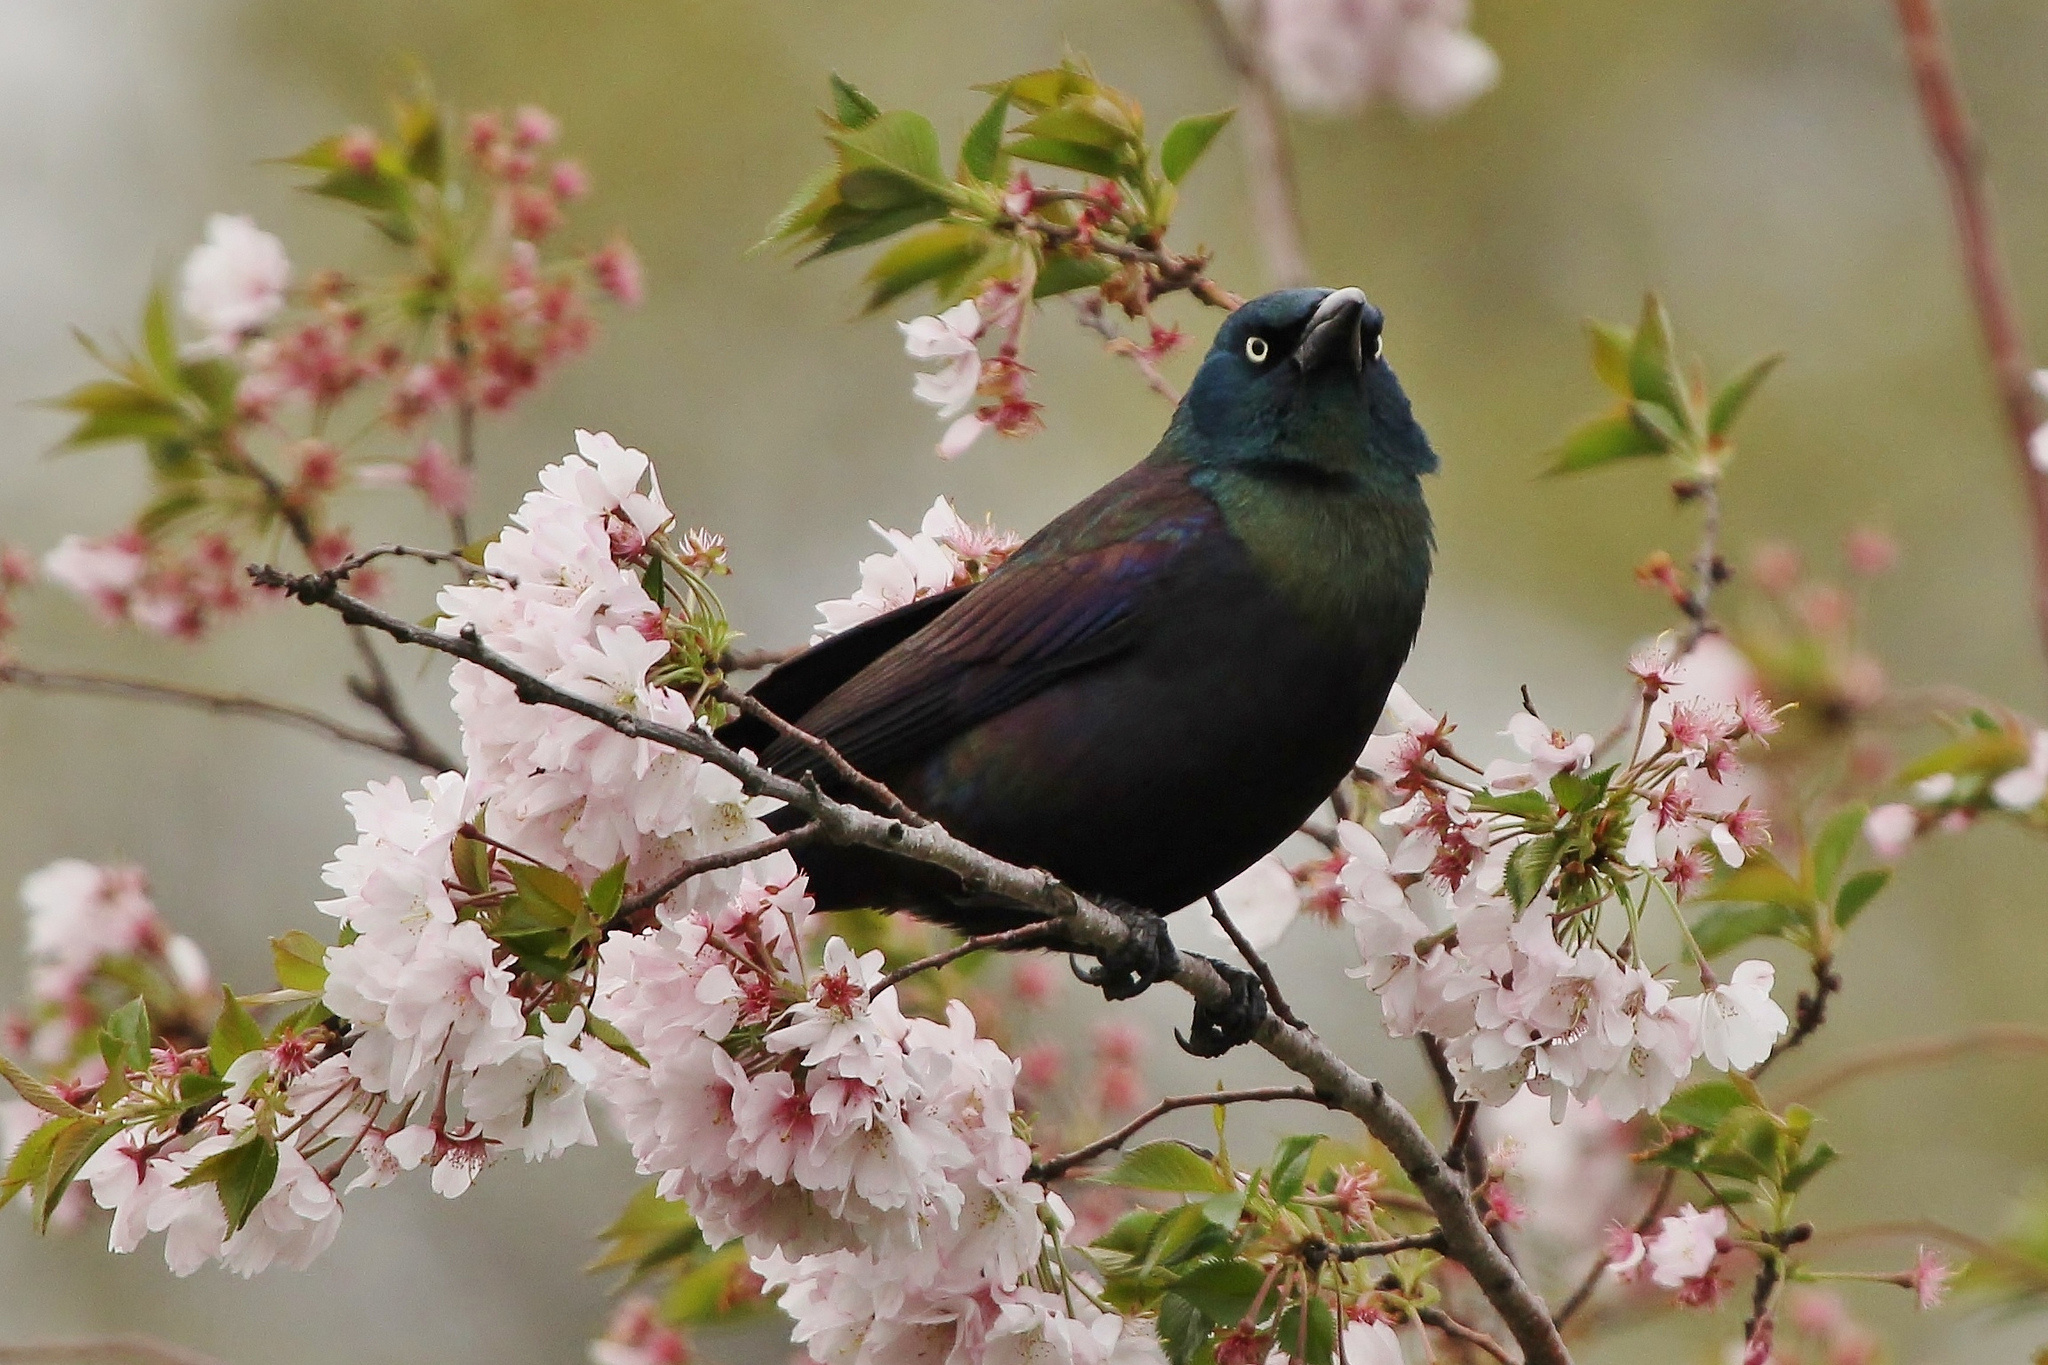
[179,213,290,350]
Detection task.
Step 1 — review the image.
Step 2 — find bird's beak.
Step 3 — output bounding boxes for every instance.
[1294,287,1378,374]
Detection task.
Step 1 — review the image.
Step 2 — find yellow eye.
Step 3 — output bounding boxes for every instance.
[1245,335,1269,363]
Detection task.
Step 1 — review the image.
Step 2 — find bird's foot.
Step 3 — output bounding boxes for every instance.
[1177,957,1270,1057]
[1071,902,1179,1002]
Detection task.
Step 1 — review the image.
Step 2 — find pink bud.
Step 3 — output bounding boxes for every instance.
[1750,542,1803,596]
[550,159,591,201]
[337,127,380,175]
[1843,525,1899,577]
[590,238,644,307]
[512,104,560,149]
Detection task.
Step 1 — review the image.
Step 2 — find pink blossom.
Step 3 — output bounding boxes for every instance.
[1646,1203,1726,1290]
[1863,803,1918,861]
[1671,961,1786,1072]
[901,300,984,419]
[1908,1244,1953,1309]
[1260,0,1499,118]
[590,238,645,306]
[179,213,290,351]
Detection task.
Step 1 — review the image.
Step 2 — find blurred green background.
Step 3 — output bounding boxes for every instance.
[2,1,2046,1361]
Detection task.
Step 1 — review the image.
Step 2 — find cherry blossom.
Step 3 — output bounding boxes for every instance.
[179,214,291,351]
[1645,1203,1727,1295]
[813,496,1021,639]
[1671,960,1787,1072]
[1258,0,1500,119]
[901,300,985,418]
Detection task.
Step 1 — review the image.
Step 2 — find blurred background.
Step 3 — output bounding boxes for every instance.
[2,1,2046,1361]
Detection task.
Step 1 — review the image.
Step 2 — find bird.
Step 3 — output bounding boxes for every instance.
[719,286,1438,1053]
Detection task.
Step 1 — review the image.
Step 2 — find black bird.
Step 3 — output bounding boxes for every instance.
[721,287,1437,1052]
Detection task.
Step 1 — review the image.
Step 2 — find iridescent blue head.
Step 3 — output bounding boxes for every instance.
[1168,287,1439,484]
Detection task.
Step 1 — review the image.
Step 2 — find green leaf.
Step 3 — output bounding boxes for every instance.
[1469,789,1555,820]
[861,223,990,312]
[1155,1292,1207,1365]
[1273,1298,1337,1365]
[1627,293,1687,430]
[1900,731,2026,784]
[36,1118,115,1233]
[1688,901,1797,959]
[1268,1134,1320,1204]
[1199,1189,1247,1229]
[1504,834,1562,910]
[1709,853,1810,908]
[585,1013,648,1067]
[0,1115,61,1211]
[1014,105,1133,152]
[1810,804,1867,902]
[828,74,882,129]
[1160,109,1234,183]
[209,989,264,1075]
[1549,771,1602,812]
[1142,1203,1228,1275]
[961,91,1011,182]
[1005,135,1125,180]
[270,931,329,994]
[831,109,948,194]
[662,1242,766,1323]
[47,381,189,449]
[1586,319,1634,396]
[142,288,179,380]
[1835,868,1891,928]
[507,862,588,929]
[0,1053,87,1119]
[1661,1078,1749,1131]
[586,859,629,926]
[1093,1208,1163,1256]
[1543,412,1666,475]
[396,97,445,185]
[1708,352,1784,441]
[1629,398,1687,449]
[1098,1141,1231,1194]
[1782,1140,1838,1193]
[177,1136,279,1236]
[757,163,841,249]
[1170,1258,1266,1323]
[1034,252,1119,299]
[100,998,153,1076]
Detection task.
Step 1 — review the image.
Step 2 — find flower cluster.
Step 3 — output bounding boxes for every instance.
[813,495,1022,640]
[1607,1202,1731,1307]
[901,291,1043,458]
[594,889,1135,1365]
[42,530,256,640]
[1257,0,1500,119]
[1340,646,1790,1118]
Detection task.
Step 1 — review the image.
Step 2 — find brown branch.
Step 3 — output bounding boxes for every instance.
[714,685,927,826]
[1302,1230,1448,1263]
[0,1337,228,1365]
[1779,1023,2048,1104]
[1206,891,1303,1028]
[325,542,516,585]
[1554,1167,1677,1330]
[342,632,459,773]
[257,564,1578,1365]
[614,824,822,922]
[1189,0,1312,288]
[1895,0,2048,658]
[1679,479,1725,648]
[0,661,431,767]
[1027,1086,1326,1183]
[1416,1308,1513,1365]
[871,921,1062,997]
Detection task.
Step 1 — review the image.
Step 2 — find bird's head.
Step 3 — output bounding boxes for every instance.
[1171,287,1438,484]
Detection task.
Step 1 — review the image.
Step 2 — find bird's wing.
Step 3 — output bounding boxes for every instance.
[714,586,971,757]
[764,458,1218,783]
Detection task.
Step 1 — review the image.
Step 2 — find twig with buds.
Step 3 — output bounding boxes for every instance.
[1027,1086,1327,1183]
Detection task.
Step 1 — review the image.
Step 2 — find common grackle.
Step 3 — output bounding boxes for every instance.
[721,287,1437,1053]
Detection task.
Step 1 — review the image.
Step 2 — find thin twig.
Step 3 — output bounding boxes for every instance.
[1894,0,2048,658]
[1303,1231,1448,1263]
[1028,1086,1325,1183]
[1554,1167,1677,1329]
[0,1337,228,1365]
[1779,1023,2048,1104]
[0,662,431,767]
[342,631,458,773]
[1207,891,1303,1028]
[1815,1217,2031,1288]
[871,922,1061,997]
[1416,1308,1513,1365]
[1679,480,1725,648]
[324,542,516,586]
[714,685,927,826]
[1189,0,1312,288]
[257,564,1579,1365]
[614,824,822,921]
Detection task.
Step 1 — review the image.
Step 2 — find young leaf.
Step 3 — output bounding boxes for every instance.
[142,288,179,381]
[1586,319,1634,395]
[36,1117,115,1234]
[177,1136,280,1235]
[209,989,264,1075]
[586,859,630,926]
[0,1115,62,1212]
[1268,1133,1320,1204]
[961,90,1011,183]
[585,1013,649,1067]
[827,73,882,129]
[861,223,989,312]
[1469,789,1555,820]
[1169,1257,1266,1323]
[1809,804,1867,902]
[1834,868,1891,928]
[1160,109,1235,184]
[1687,901,1797,959]
[830,110,948,194]
[1543,412,1666,475]
[1661,1078,1749,1131]
[1627,294,1687,431]
[1004,135,1125,180]
[1033,252,1119,299]
[507,862,589,929]
[1503,834,1562,910]
[0,1053,88,1119]
[1273,1298,1338,1365]
[1155,1291,1207,1365]
[1097,1140,1231,1194]
[270,931,330,994]
[1708,352,1784,441]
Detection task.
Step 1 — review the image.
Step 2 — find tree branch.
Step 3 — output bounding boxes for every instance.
[1750,954,1839,1079]
[1189,0,1312,288]
[0,662,433,767]
[1416,1307,1513,1365]
[1206,891,1302,1029]
[254,563,1577,1365]
[1302,1230,1448,1263]
[1553,1167,1677,1330]
[1894,0,2048,658]
[871,921,1063,997]
[613,824,822,922]
[1779,1022,2048,1105]
[0,1337,228,1365]
[1028,1086,1326,1183]
[713,685,926,826]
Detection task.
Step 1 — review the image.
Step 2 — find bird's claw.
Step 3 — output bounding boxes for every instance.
[1176,957,1269,1057]
[1072,903,1179,1002]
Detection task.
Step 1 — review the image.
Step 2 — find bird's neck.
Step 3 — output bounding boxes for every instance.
[1189,459,1434,646]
